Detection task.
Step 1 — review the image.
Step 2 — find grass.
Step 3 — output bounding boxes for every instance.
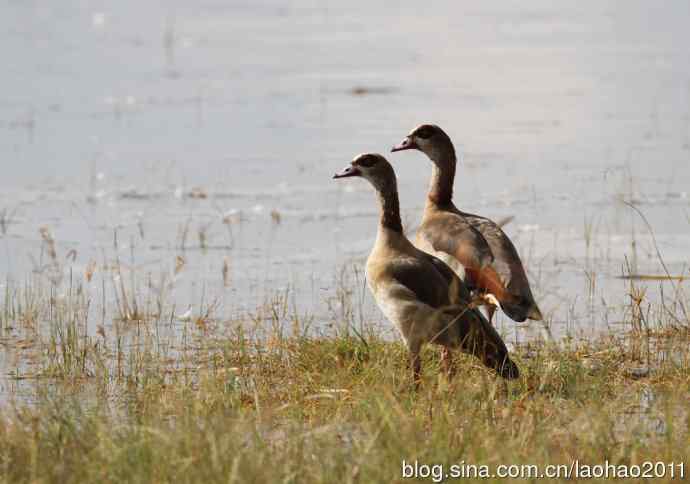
[1,332,689,483]
[0,203,688,482]
[0,271,689,483]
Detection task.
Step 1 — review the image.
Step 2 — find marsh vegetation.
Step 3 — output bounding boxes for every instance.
[0,235,688,482]
[2,1,690,482]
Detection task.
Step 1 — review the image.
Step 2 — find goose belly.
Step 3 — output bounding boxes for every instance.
[371,288,411,342]
[365,271,416,344]
[366,277,442,348]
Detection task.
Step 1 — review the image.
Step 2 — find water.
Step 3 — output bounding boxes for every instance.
[1,0,690,347]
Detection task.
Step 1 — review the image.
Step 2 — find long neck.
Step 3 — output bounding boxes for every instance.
[375,181,403,233]
[427,145,456,206]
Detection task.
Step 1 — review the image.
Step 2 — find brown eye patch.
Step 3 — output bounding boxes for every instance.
[356,155,379,168]
[414,125,434,139]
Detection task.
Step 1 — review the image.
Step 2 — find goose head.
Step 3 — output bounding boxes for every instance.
[333,153,396,192]
[391,124,454,163]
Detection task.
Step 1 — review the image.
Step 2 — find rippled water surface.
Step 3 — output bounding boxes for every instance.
[1,0,690,353]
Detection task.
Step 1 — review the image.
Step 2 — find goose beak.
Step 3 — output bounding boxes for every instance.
[391,137,416,152]
[333,165,361,179]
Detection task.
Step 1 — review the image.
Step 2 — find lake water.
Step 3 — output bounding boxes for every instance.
[1,0,690,348]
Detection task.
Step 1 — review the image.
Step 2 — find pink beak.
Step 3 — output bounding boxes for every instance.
[391,137,417,152]
[333,164,361,179]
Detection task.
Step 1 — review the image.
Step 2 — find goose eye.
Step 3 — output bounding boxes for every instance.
[357,155,378,168]
[416,127,433,139]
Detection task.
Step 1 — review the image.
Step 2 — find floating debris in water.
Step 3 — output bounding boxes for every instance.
[270,209,282,225]
[617,274,686,281]
[222,209,242,225]
[174,255,186,275]
[222,256,231,287]
[188,187,208,199]
[119,189,157,200]
[92,12,106,28]
[349,86,397,96]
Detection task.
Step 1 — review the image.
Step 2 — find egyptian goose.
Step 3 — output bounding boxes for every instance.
[391,124,543,324]
[333,153,519,388]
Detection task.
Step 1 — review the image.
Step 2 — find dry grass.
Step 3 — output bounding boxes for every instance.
[0,268,688,483]
[0,203,688,482]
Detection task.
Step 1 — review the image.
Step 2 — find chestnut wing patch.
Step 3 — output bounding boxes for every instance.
[420,213,494,273]
[463,213,531,296]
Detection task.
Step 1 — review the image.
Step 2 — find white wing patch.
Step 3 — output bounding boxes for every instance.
[414,236,466,281]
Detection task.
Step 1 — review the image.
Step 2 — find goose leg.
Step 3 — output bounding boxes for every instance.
[408,341,422,390]
[441,347,456,380]
[486,305,497,326]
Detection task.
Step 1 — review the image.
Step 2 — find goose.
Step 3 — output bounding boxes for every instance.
[391,124,543,324]
[333,153,519,388]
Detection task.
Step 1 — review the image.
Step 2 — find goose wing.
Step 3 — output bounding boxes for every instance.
[382,256,519,378]
[416,211,494,282]
[440,303,519,378]
[417,250,473,305]
[374,271,519,379]
[462,212,542,321]
[386,256,452,309]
